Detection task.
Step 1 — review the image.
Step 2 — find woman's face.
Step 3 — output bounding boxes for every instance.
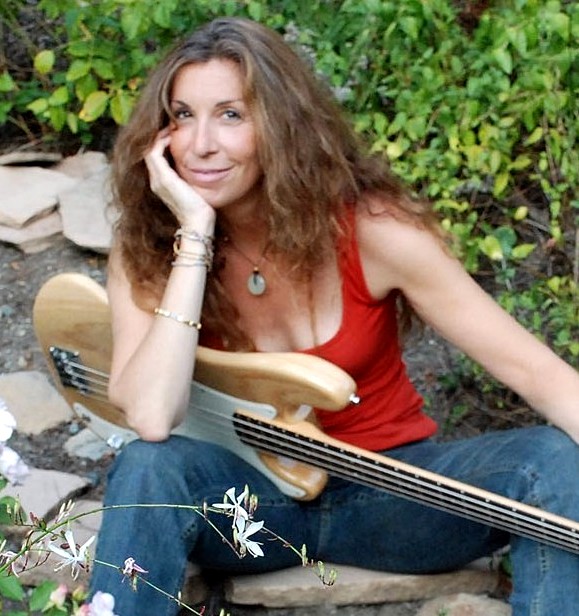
[168,59,262,214]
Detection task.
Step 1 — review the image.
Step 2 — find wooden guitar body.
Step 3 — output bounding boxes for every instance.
[33,273,579,554]
[33,273,357,500]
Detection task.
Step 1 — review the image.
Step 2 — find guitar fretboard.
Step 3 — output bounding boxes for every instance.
[233,412,579,555]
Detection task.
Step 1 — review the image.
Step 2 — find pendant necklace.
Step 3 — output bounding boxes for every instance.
[225,237,268,296]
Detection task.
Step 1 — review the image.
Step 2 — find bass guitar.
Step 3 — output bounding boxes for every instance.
[33,273,579,555]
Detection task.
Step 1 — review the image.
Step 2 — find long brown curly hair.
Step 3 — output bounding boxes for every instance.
[111,17,442,349]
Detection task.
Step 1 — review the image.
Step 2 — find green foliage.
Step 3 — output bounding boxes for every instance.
[1,0,577,403]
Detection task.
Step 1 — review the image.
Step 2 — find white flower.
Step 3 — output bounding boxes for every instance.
[234,516,264,558]
[87,591,118,616]
[212,486,250,528]
[0,401,16,442]
[0,445,29,485]
[0,549,26,576]
[47,529,95,580]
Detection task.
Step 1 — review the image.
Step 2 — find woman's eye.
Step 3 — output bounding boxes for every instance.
[173,109,192,120]
[223,109,242,121]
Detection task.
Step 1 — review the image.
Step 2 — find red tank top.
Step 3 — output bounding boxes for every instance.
[201,214,438,452]
[302,217,437,451]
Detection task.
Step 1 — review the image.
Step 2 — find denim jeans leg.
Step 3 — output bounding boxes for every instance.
[314,426,579,616]
[89,435,317,615]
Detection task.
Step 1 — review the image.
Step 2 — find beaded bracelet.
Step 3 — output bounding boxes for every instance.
[153,307,202,330]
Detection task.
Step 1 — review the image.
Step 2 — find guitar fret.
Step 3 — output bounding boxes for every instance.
[234,414,579,555]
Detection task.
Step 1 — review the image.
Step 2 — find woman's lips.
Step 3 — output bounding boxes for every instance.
[186,167,231,185]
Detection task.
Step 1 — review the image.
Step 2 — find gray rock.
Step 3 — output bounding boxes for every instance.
[58,165,115,253]
[0,371,72,434]
[0,166,78,228]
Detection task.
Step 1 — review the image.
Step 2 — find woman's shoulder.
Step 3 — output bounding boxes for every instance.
[352,194,451,299]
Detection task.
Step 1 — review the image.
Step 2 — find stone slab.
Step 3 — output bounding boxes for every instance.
[16,498,102,588]
[225,562,499,607]
[56,151,109,179]
[65,427,112,461]
[0,371,72,435]
[58,166,115,254]
[4,467,91,535]
[416,592,511,616]
[0,210,63,253]
[0,166,78,228]
[0,151,62,166]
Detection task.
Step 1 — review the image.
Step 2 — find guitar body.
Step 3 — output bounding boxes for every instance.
[33,273,357,500]
[33,274,579,553]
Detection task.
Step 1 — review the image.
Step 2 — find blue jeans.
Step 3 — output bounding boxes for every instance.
[89,425,579,615]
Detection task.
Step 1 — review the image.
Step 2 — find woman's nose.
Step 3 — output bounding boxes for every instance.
[190,119,217,156]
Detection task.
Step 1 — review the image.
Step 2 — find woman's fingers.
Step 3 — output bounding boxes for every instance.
[144,129,212,222]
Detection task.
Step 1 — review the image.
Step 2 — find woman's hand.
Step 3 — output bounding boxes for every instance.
[144,128,215,229]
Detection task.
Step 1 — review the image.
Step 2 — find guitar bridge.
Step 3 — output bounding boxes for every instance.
[49,346,84,389]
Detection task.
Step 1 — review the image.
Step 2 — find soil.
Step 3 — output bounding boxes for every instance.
[1,237,111,496]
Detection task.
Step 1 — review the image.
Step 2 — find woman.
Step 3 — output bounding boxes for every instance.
[90,17,579,615]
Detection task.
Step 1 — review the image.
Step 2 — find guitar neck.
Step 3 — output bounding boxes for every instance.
[233,410,579,555]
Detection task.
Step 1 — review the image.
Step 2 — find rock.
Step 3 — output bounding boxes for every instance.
[0,166,78,228]
[58,165,115,253]
[56,150,109,179]
[65,428,113,461]
[225,562,499,608]
[416,592,511,616]
[16,498,102,588]
[0,210,63,253]
[0,371,72,435]
[0,151,63,166]
[4,467,92,536]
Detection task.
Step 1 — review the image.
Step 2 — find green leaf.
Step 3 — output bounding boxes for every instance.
[545,11,570,41]
[79,90,109,122]
[48,86,69,106]
[492,48,513,74]
[493,172,510,197]
[110,90,134,125]
[92,59,115,80]
[121,8,143,40]
[66,112,79,134]
[512,243,536,260]
[49,106,67,131]
[0,71,16,92]
[479,235,504,261]
[34,49,55,75]
[66,59,91,82]
[26,98,49,115]
[524,126,543,146]
[29,580,58,611]
[0,570,24,601]
[75,74,98,102]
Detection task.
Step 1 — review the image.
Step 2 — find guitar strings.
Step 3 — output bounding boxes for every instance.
[59,361,579,555]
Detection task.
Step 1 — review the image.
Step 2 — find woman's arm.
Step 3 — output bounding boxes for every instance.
[357,208,579,442]
[107,131,216,441]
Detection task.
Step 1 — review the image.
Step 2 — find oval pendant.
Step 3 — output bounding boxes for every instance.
[247,270,266,296]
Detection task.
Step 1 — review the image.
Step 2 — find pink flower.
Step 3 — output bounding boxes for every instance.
[47,583,68,608]
[86,591,118,616]
[122,556,148,590]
